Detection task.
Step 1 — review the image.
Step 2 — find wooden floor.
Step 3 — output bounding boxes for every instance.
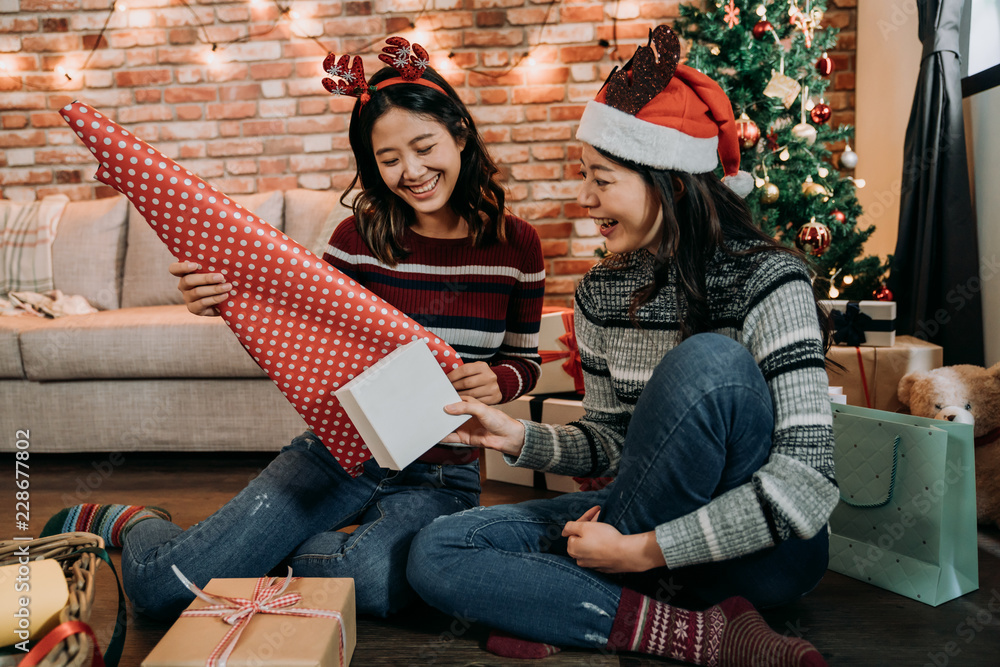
[9,451,1000,666]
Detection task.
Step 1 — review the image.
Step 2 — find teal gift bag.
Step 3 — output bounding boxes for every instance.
[827,403,978,606]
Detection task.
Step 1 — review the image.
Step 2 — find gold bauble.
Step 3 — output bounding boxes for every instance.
[760,182,780,204]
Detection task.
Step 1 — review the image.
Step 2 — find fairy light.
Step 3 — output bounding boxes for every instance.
[779,148,790,161]
[755,177,766,187]
[756,4,767,17]
[55,65,73,81]
[817,167,829,178]
[115,1,127,11]
[843,275,854,285]
[829,286,840,298]
[852,178,866,188]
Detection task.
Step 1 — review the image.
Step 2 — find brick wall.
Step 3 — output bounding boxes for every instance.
[0,0,857,305]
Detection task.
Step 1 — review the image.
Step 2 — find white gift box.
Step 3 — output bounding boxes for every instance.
[534,308,583,395]
[334,339,470,470]
[484,396,587,492]
[821,299,897,347]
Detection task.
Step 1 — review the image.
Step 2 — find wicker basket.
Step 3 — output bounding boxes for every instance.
[0,533,105,667]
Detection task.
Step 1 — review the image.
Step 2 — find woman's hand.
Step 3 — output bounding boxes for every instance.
[442,396,525,458]
[447,362,502,405]
[169,261,231,317]
[562,506,666,574]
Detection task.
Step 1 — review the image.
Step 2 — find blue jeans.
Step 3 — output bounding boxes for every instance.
[407,334,829,648]
[122,433,480,620]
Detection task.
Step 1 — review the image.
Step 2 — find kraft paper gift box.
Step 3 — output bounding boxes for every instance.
[826,335,943,412]
[334,339,471,470]
[142,576,356,667]
[821,299,897,347]
[534,307,584,396]
[485,396,587,493]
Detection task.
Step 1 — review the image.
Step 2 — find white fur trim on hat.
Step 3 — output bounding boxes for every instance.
[722,170,754,198]
[576,100,719,173]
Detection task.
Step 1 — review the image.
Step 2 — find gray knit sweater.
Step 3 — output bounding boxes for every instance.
[509,243,839,569]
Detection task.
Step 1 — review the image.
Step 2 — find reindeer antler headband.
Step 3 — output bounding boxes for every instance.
[576,25,754,197]
[321,37,446,106]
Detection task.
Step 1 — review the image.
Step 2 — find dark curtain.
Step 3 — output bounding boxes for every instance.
[889,0,984,366]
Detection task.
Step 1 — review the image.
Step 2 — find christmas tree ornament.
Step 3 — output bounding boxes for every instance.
[809,102,832,124]
[816,52,834,76]
[832,209,846,224]
[840,143,859,169]
[874,283,894,301]
[764,70,802,109]
[736,113,761,149]
[753,20,773,39]
[791,122,817,145]
[788,1,823,48]
[760,181,780,204]
[723,0,740,28]
[59,101,462,477]
[795,218,832,257]
[801,176,829,199]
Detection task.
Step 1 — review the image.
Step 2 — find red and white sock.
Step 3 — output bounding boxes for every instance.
[607,590,826,666]
[486,630,561,659]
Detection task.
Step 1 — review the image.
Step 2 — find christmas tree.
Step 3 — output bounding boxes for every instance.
[674,0,890,300]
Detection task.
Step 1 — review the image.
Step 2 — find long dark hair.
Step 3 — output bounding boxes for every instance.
[343,65,506,266]
[596,148,832,351]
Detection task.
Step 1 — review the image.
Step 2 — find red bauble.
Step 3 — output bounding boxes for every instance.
[753,20,773,39]
[795,220,832,257]
[810,102,832,124]
[735,114,760,150]
[816,53,834,77]
[874,284,894,301]
[832,209,846,224]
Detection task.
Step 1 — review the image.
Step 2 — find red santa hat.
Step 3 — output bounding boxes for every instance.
[576,25,754,197]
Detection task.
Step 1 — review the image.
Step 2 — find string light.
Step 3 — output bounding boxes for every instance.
[817,167,829,178]
[756,4,767,17]
[55,65,73,81]
[829,286,840,298]
[115,2,127,11]
[843,275,854,285]
[779,148,790,161]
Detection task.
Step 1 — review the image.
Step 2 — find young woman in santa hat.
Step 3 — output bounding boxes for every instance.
[43,39,545,621]
[408,25,833,667]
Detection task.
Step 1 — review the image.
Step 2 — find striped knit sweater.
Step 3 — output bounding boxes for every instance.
[510,242,840,569]
[322,214,545,403]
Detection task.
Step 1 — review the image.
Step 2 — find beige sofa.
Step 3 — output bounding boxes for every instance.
[0,189,352,454]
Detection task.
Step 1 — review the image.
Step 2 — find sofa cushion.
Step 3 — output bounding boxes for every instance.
[50,195,128,310]
[282,189,344,253]
[0,315,51,379]
[310,191,355,257]
[1,195,69,295]
[19,305,266,381]
[120,191,284,309]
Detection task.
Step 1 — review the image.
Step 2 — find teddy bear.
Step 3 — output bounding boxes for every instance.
[898,362,1000,528]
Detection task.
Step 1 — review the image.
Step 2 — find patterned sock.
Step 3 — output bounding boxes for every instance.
[486,630,561,659]
[607,590,826,666]
[41,504,171,548]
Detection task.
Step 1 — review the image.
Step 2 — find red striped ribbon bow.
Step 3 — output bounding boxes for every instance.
[171,566,347,667]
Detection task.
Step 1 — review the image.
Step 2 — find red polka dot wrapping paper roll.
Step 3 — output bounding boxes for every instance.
[59,101,463,476]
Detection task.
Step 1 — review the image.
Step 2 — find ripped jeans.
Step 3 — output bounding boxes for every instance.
[121,432,480,620]
[406,334,829,648]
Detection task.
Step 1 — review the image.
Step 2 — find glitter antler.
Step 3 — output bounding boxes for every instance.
[604,25,681,115]
[321,53,373,103]
[379,36,430,81]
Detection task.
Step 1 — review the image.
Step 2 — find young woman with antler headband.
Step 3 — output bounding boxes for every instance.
[44,38,545,621]
[409,25,834,666]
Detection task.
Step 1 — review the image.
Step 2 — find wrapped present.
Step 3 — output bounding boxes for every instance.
[485,396,608,493]
[59,102,462,476]
[534,307,584,396]
[334,339,470,470]
[826,335,943,412]
[822,299,896,347]
[142,570,355,667]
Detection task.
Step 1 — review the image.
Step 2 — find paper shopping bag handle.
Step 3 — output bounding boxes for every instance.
[839,434,900,508]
